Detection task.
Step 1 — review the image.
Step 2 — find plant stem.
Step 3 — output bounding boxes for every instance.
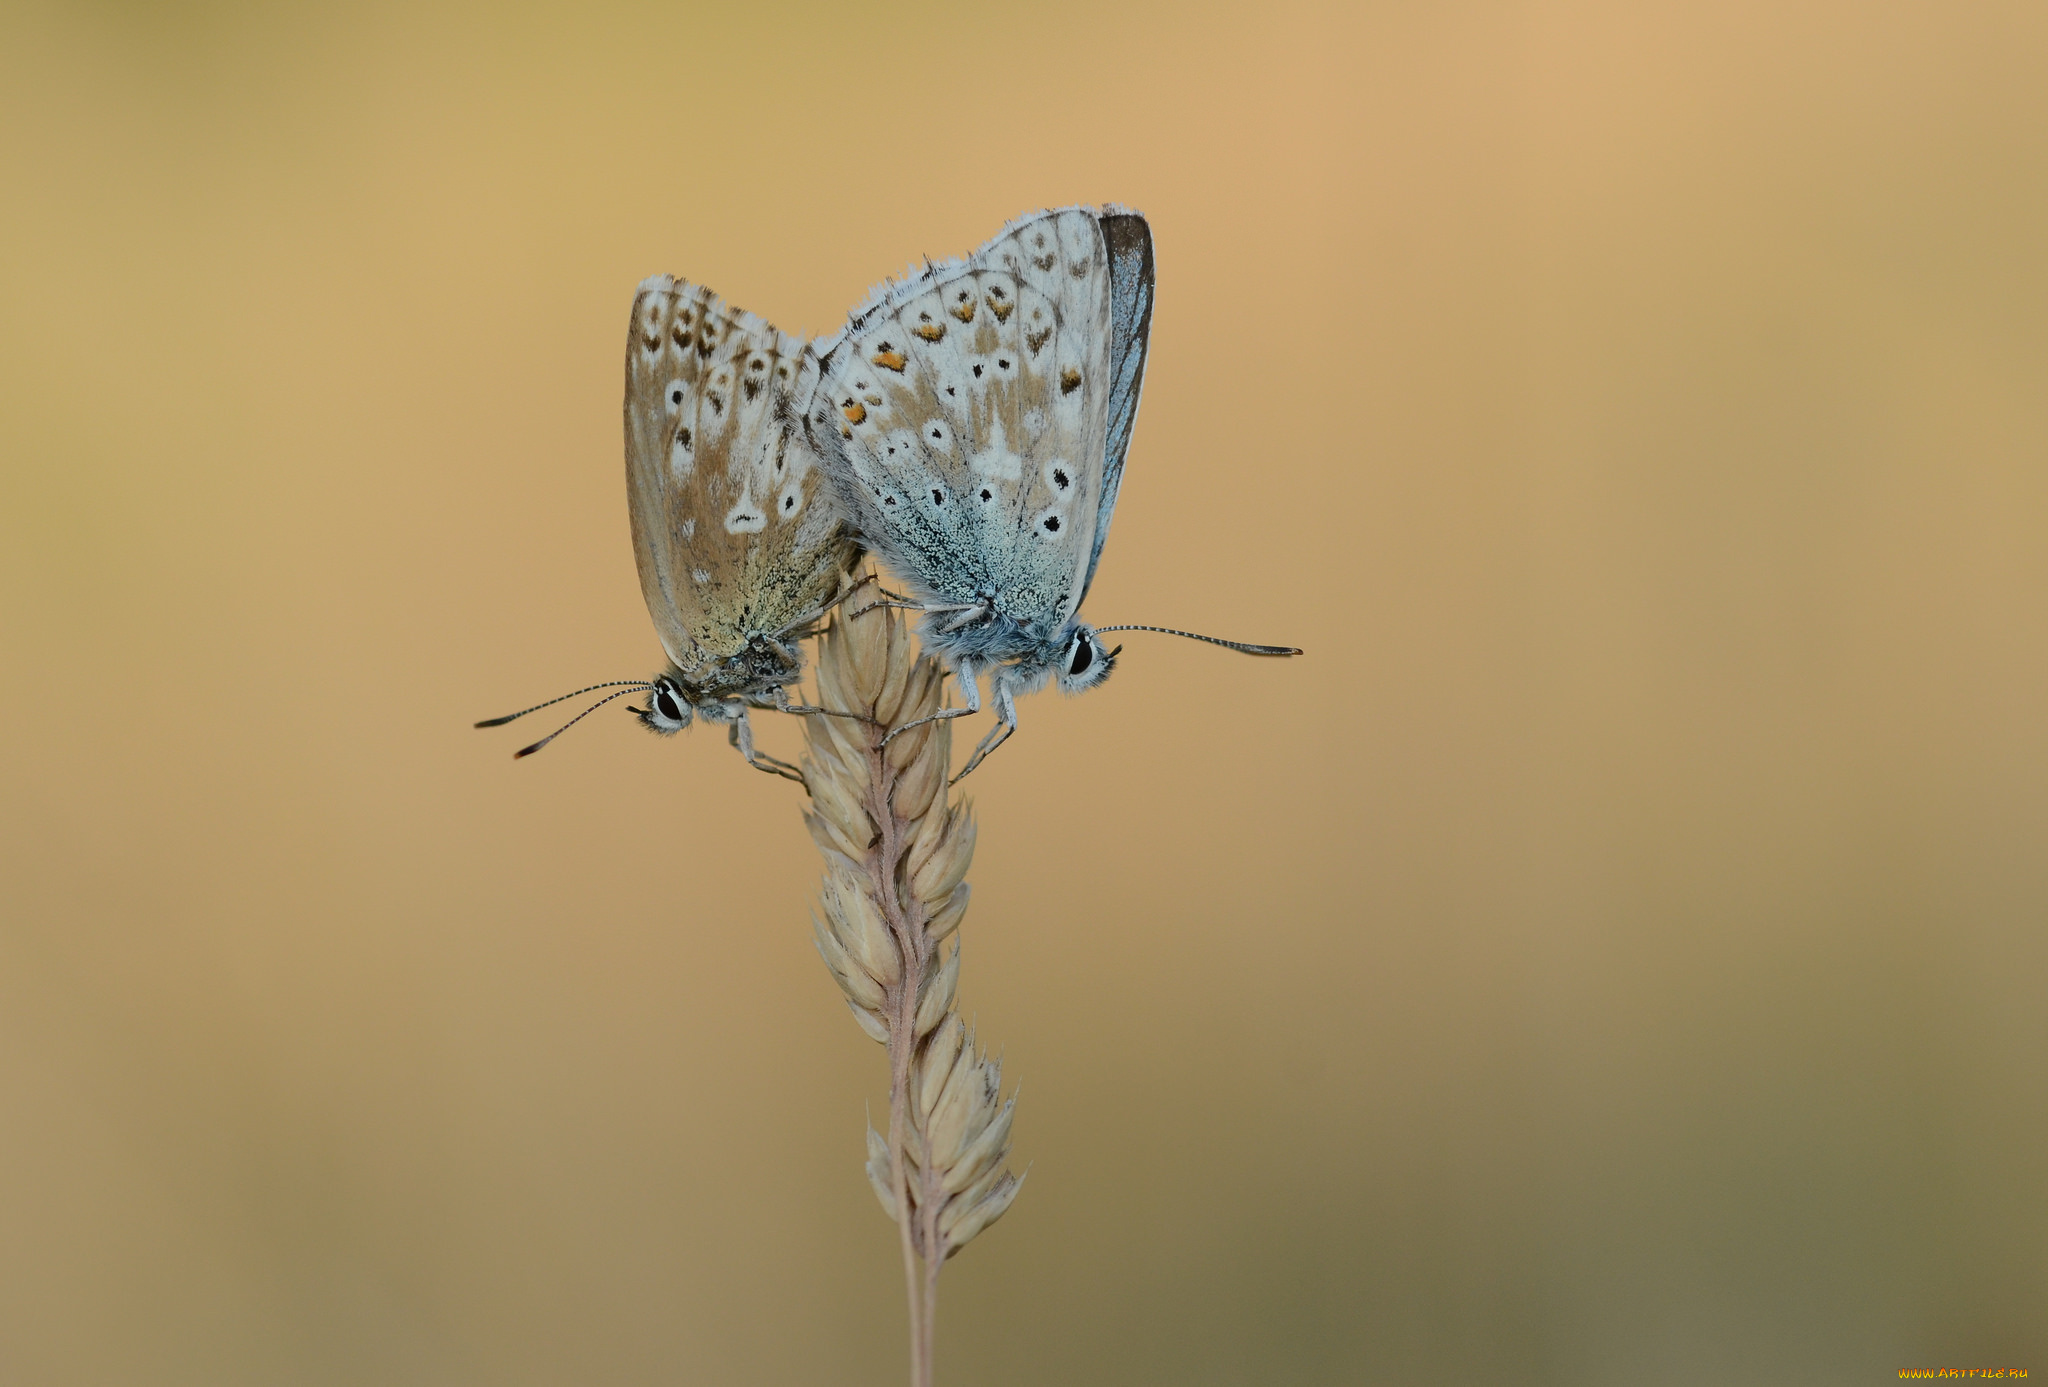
[864,731,934,1387]
[804,602,1020,1387]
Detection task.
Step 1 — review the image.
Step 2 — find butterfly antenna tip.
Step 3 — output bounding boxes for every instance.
[495,686,648,761]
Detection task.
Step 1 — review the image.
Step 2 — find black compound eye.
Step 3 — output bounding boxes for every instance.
[1068,638,1094,677]
[655,687,683,721]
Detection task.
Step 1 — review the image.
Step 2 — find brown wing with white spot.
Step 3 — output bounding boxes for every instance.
[624,277,855,669]
[814,208,1113,626]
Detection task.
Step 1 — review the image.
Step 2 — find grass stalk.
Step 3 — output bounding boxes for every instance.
[801,588,1024,1387]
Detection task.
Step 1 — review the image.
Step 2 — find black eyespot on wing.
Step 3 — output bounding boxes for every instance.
[972,363,983,378]
[979,488,992,501]
[931,488,945,505]
[677,426,692,449]
[1043,515,1061,533]
[1052,468,1069,489]
[1069,639,1093,676]
[783,494,796,510]
[669,386,684,405]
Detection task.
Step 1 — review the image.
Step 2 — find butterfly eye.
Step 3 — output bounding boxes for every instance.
[1068,637,1093,677]
[655,686,684,722]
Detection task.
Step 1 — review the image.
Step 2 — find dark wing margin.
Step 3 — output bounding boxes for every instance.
[1082,211,1154,604]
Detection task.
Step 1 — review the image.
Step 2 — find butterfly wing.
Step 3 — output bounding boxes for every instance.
[814,207,1119,633]
[1083,210,1154,607]
[625,276,854,674]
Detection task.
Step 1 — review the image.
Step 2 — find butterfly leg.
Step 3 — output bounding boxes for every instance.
[847,596,977,623]
[846,598,928,620]
[774,572,908,638]
[815,570,913,618]
[881,658,982,746]
[728,708,807,785]
[769,685,870,725]
[933,602,991,634]
[950,669,1020,782]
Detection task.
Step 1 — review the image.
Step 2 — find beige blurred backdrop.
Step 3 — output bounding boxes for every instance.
[3,2,2043,1382]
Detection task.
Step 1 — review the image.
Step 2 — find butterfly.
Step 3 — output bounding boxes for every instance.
[478,275,862,780]
[808,205,1300,779]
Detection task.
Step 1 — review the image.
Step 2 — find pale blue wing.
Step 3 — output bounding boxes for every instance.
[814,208,1115,631]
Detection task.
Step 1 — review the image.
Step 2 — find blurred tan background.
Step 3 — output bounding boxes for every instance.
[3,1,2043,1382]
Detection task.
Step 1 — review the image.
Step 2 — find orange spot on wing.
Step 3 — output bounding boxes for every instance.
[841,401,867,425]
[913,323,945,342]
[949,297,976,323]
[872,348,907,371]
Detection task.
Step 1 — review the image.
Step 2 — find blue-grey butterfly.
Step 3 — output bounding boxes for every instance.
[809,205,1299,779]
[478,275,862,779]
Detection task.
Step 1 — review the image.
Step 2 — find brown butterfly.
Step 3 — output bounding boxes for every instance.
[478,275,862,781]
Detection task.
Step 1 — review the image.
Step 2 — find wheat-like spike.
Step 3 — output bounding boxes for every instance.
[801,581,1023,1387]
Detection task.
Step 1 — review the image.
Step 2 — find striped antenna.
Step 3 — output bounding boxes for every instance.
[1092,625,1301,657]
[474,681,650,729]
[505,686,650,760]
